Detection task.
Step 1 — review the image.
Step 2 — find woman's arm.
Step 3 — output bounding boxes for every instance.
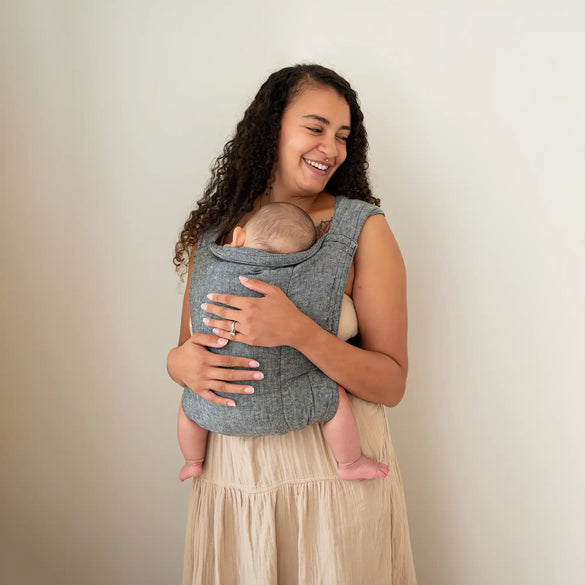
[203,215,408,407]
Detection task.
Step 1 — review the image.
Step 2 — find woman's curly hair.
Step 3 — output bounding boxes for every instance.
[173,64,379,275]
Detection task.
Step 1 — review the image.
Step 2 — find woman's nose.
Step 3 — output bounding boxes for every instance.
[318,133,338,159]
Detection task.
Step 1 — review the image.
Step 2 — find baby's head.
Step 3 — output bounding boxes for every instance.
[227,202,317,254]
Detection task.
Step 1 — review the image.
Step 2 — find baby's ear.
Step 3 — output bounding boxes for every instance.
[231,226,247,248]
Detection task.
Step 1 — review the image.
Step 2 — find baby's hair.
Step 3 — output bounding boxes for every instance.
[245,202,317,254]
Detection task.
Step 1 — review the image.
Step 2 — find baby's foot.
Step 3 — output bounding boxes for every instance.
[337,454,390,480]
[179,460,204,482]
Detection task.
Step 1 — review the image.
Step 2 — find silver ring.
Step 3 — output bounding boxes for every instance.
[229,321,237,337]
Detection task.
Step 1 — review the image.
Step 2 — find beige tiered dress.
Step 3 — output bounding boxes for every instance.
[183,299,417,585]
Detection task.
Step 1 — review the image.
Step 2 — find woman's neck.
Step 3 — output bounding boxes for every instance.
[260,189,323,214]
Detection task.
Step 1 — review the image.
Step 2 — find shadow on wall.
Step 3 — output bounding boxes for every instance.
[374,102,456,584]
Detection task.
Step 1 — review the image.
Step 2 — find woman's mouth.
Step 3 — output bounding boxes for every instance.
[303,158,331,174]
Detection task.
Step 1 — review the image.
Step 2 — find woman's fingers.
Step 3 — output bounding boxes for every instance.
[237,275,275,295]
[197,389,237,408]
[187,379,256,410]
[188,333,259,369]
[188,332,230,348]
[204,278,300,348]
[173,332,263,407]
[209,366,263,382]
[201,302,241,321]
[210,353,260,369]
[209,380,256,395]
[205,278,275,310]
[184,375,256,399]
[202,316,245,335]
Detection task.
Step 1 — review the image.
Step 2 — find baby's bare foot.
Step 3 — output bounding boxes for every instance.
[337,454,389,480]
[179,460,204,482]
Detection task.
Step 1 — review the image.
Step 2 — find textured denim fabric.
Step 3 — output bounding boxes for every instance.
[181,196,384,436]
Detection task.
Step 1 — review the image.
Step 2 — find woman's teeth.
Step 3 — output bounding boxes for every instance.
[304,159,328,171]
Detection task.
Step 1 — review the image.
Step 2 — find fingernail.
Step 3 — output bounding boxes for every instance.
[253,372,264,380]
[248,360,259,368]
[244,386,254,394]
[217,338,228,346]
[203,318,210,325]
[201,303,208,310]
[227,400,236,407]
[212,328,220,335]
[207,294,215,300]
[239,276,249,283]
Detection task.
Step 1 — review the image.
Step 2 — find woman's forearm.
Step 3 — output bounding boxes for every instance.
[292,314,407,407]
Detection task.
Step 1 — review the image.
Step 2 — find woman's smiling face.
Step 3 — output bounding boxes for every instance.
[271,84,351,199]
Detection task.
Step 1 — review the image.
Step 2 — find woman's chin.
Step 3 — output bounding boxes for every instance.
[298,174,329,194]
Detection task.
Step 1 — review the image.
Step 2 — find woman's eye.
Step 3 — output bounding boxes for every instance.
[306,127,321,133]
[337,135,349,142]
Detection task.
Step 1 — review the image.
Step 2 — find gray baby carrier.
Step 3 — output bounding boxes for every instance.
[181,196,384,436]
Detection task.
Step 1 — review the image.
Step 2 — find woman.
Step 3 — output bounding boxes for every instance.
[167,64,417,585]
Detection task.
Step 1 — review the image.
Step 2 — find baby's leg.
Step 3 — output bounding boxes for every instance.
[177,405,209,482]
[321,385,390,480]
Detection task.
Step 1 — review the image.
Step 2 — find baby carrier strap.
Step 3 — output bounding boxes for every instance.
[195,225,220,250]
[328,195,385,241]
[308,195,385,335]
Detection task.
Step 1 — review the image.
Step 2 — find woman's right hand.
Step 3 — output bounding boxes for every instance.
[166,333,263,407]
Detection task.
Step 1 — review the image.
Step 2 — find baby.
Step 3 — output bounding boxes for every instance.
[178,202,389,481]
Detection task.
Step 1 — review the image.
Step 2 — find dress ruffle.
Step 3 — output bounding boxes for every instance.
[183,395,417,585]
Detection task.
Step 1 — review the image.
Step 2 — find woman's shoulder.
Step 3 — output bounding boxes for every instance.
[354,212,404,279]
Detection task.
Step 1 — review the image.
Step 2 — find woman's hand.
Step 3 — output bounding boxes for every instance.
[201,276,310,348]
[166,332,264,407]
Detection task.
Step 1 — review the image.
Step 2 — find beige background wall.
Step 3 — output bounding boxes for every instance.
[1,1,584,584]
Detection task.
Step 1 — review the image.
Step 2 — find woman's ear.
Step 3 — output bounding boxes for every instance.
[230,226,247,248]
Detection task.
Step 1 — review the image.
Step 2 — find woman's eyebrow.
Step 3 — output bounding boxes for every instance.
[301,114,351,132]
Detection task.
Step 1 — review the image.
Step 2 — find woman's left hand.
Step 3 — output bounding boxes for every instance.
[201,276,308,348]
